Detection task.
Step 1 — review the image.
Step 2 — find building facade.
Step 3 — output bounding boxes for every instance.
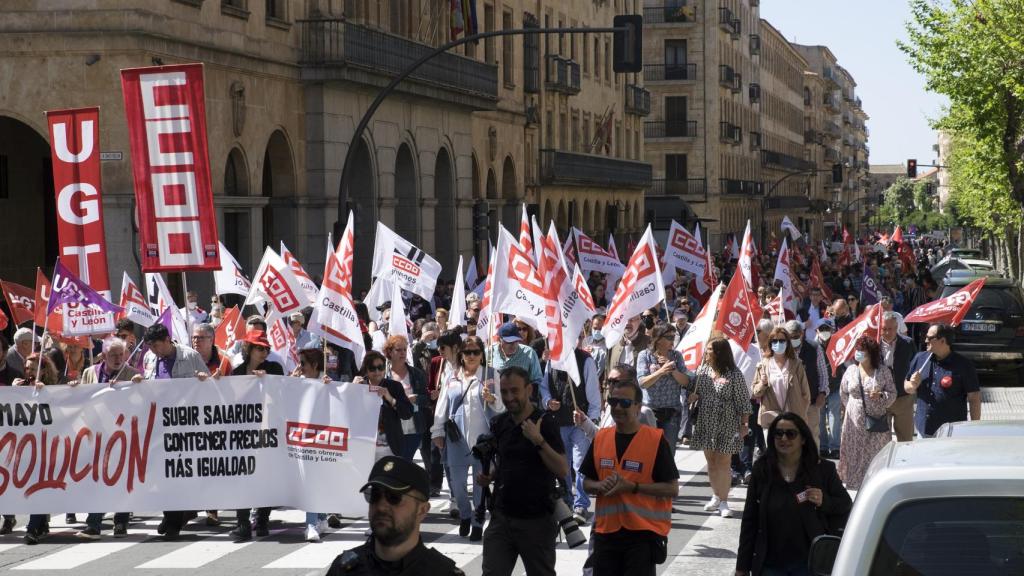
[0,0,650,298]
[642,1,869,248]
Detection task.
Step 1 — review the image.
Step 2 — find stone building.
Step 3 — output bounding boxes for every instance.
[0,0,650,298]
[641,1,869,248]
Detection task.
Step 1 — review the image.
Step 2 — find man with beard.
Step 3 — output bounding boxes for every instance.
[327,456,461,575]
[828,297,852,330]
[607,315,650,369]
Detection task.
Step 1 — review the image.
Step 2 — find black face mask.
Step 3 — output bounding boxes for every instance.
[642,316,655,330]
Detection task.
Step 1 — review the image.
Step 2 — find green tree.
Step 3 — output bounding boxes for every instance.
[879,177,915,225]
[901,0,1024,280]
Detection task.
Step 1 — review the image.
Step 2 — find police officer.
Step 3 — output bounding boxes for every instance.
[326,456,462,575]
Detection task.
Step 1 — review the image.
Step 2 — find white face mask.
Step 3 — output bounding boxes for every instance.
[790,338,803,349]
[854,350,866,364]
[771,342,787,356]
[187,301,197,310]
[817,331,832,344]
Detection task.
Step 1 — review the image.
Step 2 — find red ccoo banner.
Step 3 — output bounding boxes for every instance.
[46,107,111,296]
[121,64,219,271]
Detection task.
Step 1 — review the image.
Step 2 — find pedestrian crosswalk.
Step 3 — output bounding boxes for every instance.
[0,449,742,574]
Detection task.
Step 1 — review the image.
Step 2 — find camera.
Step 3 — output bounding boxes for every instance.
[471,433,497,470]
[551,481,587,549]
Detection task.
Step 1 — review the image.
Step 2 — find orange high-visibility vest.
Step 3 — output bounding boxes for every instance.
[592,425,672,536]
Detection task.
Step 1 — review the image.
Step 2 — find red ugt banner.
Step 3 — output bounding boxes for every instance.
[121,64,219,272]
[46,107,111,296]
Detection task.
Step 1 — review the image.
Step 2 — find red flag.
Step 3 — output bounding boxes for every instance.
[33,269,62,328]
[841,227,852,244]
[891,226,904,245]
[825,303,883,375]
[46,107,111,297]
[0,308,7,331]
[1,280,36,326]
[836,244,851,268]
[898,243,916,275]
[714,270,757,347]
[121,64,219,272]
[214,306,243,351]
[809,258,834,302]
[904,278,986,327]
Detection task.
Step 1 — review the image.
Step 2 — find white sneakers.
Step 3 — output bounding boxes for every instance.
[703,496,721,512]
[718,501,734,518]
[305,525,320,542]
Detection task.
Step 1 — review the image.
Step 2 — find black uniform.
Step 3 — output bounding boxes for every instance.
[326,538,463,576]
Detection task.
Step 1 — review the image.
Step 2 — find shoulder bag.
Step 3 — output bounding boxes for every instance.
[855,368,890,433]
[444,377,472,443]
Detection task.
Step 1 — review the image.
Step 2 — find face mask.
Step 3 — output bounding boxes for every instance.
[771,342,787,356]
[854,350,866,364]
[187,301,197,310]
[817,331,832,344]
[425,340,438,350]
[790,338,802,349]
[642,316,655,330]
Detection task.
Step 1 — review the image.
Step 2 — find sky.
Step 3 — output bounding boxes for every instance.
[759,0,947,168]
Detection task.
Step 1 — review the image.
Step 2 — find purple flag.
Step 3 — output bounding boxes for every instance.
[155,306,175,338]
[860,269,881,306]
[48,260,123,315]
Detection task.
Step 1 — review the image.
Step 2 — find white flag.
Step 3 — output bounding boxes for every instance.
[574,228,626,282]
[491,226,548,337]
[773,238,798,314]
[532,216,546,272]
[737,221,755,290]
[118,272,156,328]
[476,249,497,344]
[246,247,313,316]
[601,226,666,349]
[465,255,480,291]
[265,310,299,374]
[308,212,365,366]
[214,242,252,297]
[371,222,442,302]
[448,255,467,330]
[387,279,414,364]
[280,241,320,304]
[780,215,803,240]
[608,233,620,262]
[518,204,536,268]
[539,223,595,384]
[693,224,711,295]
[665,219,707,282]
[677,281,724,370]
[144,273,188,341]
[730,339,762,392]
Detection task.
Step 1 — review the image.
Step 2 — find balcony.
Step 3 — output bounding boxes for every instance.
[624,84,651,116]
[645,120,698,139]
[648,178,707,202]
[825,121,841,139]
[539,149,652,188]
[719,65,740,92]
[842,111,852,125]
[825,148,840,163]
[721,179,764,195]
[720,121,742,144]
[804,130,822,145]
[643,4,697,24]
[545,54,581,94]
[748,82,761,103]
[298,19,497,108]
[644,63,697,82]
[749,34,761,55]
[761,150,815,172]
[749,131,762,150]
[766,196,810,210]
[823,94,840,112]
[822,67,839,87]
[719,7,740,36]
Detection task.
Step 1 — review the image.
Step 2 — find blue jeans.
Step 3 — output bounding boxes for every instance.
[305,512,326,528]
[401,433,424,461]
[86,512,130,531]
[445,436,484,527]
[652,408,682,457]
[819,389,842,452]
[559,426,592,512]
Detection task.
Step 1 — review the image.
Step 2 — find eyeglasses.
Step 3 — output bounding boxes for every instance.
[362,486,424,505]
[773,429,800,439]
[367,364,386,372]
[607,397,636,409]
[462,349,483,356]
[606,378,632,387]
[769,339,788,345]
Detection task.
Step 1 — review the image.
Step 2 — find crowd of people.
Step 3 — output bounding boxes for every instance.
[0,234,985,576]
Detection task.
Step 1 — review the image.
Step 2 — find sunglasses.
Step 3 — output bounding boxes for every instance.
[367,364,386,372]
[607,397,636,409]
[606,378,632,387]
[462,349,483,356]
[362,486,424,505]
[773,429,800,439]
[769,339,788,345]
[251,345,269,353]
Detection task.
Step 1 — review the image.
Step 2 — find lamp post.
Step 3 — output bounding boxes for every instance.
[761,164,844,248]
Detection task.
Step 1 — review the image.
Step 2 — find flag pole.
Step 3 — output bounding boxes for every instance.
[36,310,50,383]
[181,273,192,338]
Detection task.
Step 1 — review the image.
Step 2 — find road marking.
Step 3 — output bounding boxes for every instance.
[12,543,136,570]
[262,520,369,569]
[136,540,252,569]
[0,544,22,554]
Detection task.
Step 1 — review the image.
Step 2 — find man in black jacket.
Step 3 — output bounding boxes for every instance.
[326,457,462,576]
[881,312,917,442]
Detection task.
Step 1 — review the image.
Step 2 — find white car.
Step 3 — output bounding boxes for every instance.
[933,419,1024,438]
[809,438,1024,575]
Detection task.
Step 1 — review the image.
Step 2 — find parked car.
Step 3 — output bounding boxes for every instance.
[930,256,997,279]
[934,419,1024,438]
[948,247,985,260]
[939,274,1024,384]
[809,438,1024,575]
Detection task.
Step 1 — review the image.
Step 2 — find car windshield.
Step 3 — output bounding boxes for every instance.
[940,285,1024,315]
[869,498,1024,576]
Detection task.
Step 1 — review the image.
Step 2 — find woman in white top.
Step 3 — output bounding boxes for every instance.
[431,335,504,541]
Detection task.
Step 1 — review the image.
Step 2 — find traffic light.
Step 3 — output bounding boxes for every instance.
[907,159,917,178]
[613,15,643,73]
[831,163,843,184]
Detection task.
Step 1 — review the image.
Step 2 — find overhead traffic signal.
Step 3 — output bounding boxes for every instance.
[613,15,643,73]
[907,159,917,179]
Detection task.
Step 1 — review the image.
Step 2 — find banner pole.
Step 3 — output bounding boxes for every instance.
[36,311,50,383]
[181,273,192,338]
[322,338,328,379]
